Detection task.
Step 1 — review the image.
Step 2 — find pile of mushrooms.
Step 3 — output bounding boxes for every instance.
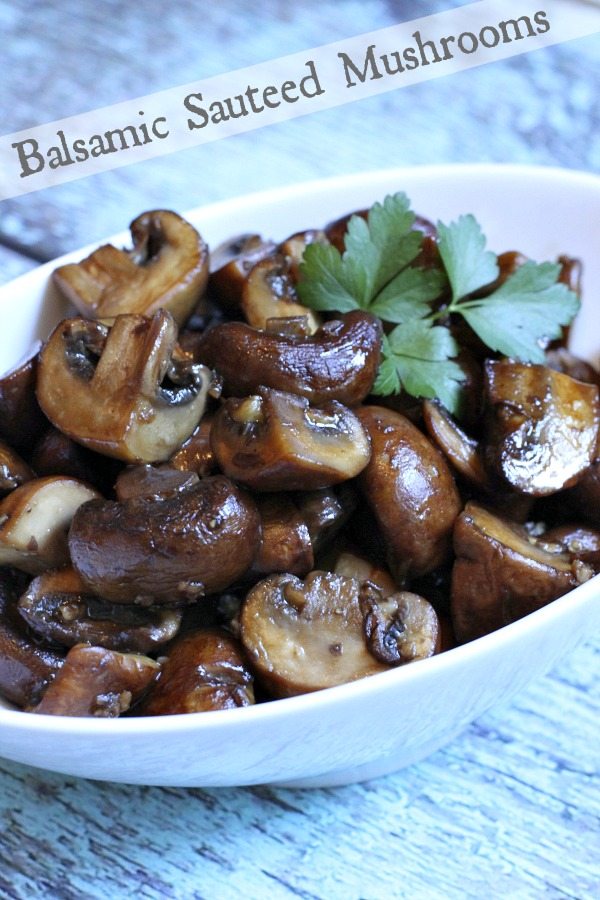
[0,207,597,718]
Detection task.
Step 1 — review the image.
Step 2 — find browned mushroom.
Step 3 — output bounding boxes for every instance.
[0,440,34,497]
[0,349,47,452]
[359,582,439,665]
[241,254,321,332]
[422,399,489,490]
[69,476,261,605]
[18,567,183,652]
[293,485,356,553]
[0,568,64,708]
[250,495,313,577]
[0,477,101,574]
[484,360,600,496]
[114,464,199,502]
[37,311,212,463]
[32,644,160,716]
[211,387,371,491]
[357,406,462,580]
[541,523,600,570]
[240,571,438,697]
[139,628,255,715]
[195,310,381,406]
[52,210,209,325]
[544,347,600,388]
[168,414,217,477]
[209,233,277,313]
[333,550,397,596]
[451,502,592,643]
[278,229,327,281]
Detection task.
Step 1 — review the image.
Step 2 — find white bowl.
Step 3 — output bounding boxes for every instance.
[0,164,599,788]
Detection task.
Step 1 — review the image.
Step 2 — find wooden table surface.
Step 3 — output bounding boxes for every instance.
[0,2,598,897]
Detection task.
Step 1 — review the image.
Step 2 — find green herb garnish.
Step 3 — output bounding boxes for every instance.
[298,195,581,415]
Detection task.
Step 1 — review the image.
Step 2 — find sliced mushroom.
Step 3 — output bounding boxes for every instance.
[451,502,590,643]
[484,360,600,496]
[0,477,100,574]
[209,233,277,313]
[18,567,182,652]
[69,475,261,605]
[32,644,160,717]
[52,210,209,325]
[139,628,255,715]
[37,311,212,463]
[211,387,371,491]
[0,440,34,497]
[240,571,390,696]
[251,496,313,577]
[168,414,217,477]
[0,349,47,452]
[114,464,199,502]
[241,254,321,333]
[0,568,64,708]
[278,229,327,281]
[333,550,397,597]
[422,399,488,490]
[357,406,461,580]
[359,582,439,664]
[195,310,382,406]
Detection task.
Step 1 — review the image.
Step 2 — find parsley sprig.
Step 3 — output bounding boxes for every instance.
[297,196,580,415]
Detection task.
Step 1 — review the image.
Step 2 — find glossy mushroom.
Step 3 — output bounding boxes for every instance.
[139,628,255,715]
[451,502,591,643]
[241,253,320,332]
[32,644,160,717]
[484,360,600,496]
[0,440,34,498]
[52,210,209,325]
[251,495,313,577]
[195,310,382,407]
[240,571,438,697]
[69,476,261,605]
[18,567,183,652]
[0,568,64,708]
[37,311,212,463]
[211,387,371,491]
[357,406,462,580]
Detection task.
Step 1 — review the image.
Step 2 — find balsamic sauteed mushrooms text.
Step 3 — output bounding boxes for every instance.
[0,198,596,718]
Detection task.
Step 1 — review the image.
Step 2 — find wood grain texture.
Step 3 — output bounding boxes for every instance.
[0,1,598,897]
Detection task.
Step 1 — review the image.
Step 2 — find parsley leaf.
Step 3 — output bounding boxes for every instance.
[298,192,438,316]
[458,261,581,363]
[437,214,498,301]
[373,320,466,415]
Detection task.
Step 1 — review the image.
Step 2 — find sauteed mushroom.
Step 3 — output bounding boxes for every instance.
[139,628,255,715]
[195,310,382,406]
[69,476,261,605]
[484,360,599,496]
[53,210,209,325]
[241,254,320,332]
[209,233,277,313]
[0,440,34,497]
[0,350,46,452]
[451,502,591,643]
[0,569,64,708]
[240,571,438,697]
[37,311,212,463]
[357,406,461,580]
[211,387,371,491]
[0,477,100,574]
[251,496,313,577]
[33,644,160,717]
[18,567,182,652]
[114,464,199,502]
